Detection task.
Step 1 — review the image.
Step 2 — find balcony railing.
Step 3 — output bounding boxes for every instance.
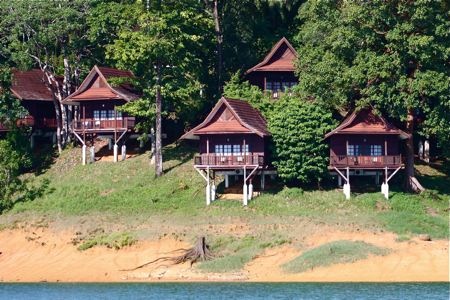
[72,117,135,131]
[330,155,402,168]
[194,153,264,167]
[1,116,57,130]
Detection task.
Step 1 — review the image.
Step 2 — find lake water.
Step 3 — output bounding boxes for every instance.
[0,282,448,300]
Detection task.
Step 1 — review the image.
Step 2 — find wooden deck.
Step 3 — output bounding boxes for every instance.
[329,155,403,169]
[72,117,135,132]
[1,116,56,131]
[194,153,264,168]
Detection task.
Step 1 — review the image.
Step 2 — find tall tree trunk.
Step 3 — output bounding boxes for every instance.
[155,63,163,177]
[405,108,425,192]
[63,58,72,142]
[212,0,223,93]
[30,55,66,153]
[53,99,63,154]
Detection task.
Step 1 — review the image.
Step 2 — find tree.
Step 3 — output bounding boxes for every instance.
[223,72,273,114]
[0,67,31,212]
[295,0,450,191]
[107,0,213,177]
[268,96,336,186]
[0,0,93,153]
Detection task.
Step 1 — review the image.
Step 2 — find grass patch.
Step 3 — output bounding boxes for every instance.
[3,142,449,242]
[77,232,136,251]
[198,234,289,273]
[282,240,389,273]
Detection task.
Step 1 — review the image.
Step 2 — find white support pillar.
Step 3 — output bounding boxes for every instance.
[243,167,248,206]
[211,183,216,202]
[418,140,424,159]
[82,145,87,165]
[206,167,211,205]
[108,138,113,151]
[424,140,430,163]
[382,167,389,199]
[260,172,265,190]
[343,167,350,200]
[243,183,248,206]
[343,183,351,200]
[338,175,342,186]
[206,181,211,205]
[121,145,126,161]
[30,135,35,149]
[381,182,389,200]
[248,181,253,200]
[113,144,118,163]
[225,174,229,188]
[90,146,95,164]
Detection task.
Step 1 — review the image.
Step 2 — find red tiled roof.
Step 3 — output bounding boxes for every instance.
[180,97,270,140]
[63,65,140,104]
[70,88,119,100]
[245,37,298,74]
[325,108,410,139]
[10,69,53,101]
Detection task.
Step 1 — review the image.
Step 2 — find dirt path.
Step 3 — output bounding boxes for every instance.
[0,227,448,282]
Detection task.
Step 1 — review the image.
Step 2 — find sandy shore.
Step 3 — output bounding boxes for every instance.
[0,227,448,282]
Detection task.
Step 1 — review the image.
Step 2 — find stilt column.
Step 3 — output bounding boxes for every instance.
[248,181,253,200]
[90,146,95,163]
[30,135,35,149]
[211,183,216,202]
[260,172,265,190]
[243,183,248,206]
[113,144,118,163]
[82,145,87,165]
[121,145,126,161]
[225,174,229,188]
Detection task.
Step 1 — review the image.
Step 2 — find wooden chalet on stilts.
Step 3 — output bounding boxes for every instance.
[181,97,273,206]
[325,108,410,200]
[63,66,139,165]
[245,37,298,98]
[1,69,58,146]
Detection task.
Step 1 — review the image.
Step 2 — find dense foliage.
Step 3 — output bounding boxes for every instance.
[268,96,336,185]
[294,0,450,187]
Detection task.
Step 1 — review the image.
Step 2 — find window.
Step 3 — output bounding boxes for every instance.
[347,145,361,156]
[224,145,232,156]
[233,145,241,155]
[93,110,100,120]
[100,110,107,120]
[215,145,223,155]
[370,145,382,156]
[243,144,249,154]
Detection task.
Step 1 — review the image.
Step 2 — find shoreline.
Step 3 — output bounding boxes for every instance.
[1,227,448,283]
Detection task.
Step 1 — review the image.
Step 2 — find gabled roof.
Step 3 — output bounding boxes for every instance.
[245,37,298,74]
[325,107,410,139]
[63,65,139,104]
[180,97,270,140]
[10,69,54,101]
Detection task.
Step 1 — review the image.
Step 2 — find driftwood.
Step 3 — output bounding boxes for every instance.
[120,236,213,271]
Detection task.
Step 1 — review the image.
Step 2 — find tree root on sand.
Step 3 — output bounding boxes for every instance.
[120,236,213,271]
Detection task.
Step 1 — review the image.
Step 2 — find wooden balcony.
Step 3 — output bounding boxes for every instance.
[330,155,403,169]
[1,116,57,131]
[72,117,135,132]
[194,153,264,168]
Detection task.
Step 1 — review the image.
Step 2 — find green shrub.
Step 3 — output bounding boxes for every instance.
[77,232,136,251]
[282,240,389,273]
